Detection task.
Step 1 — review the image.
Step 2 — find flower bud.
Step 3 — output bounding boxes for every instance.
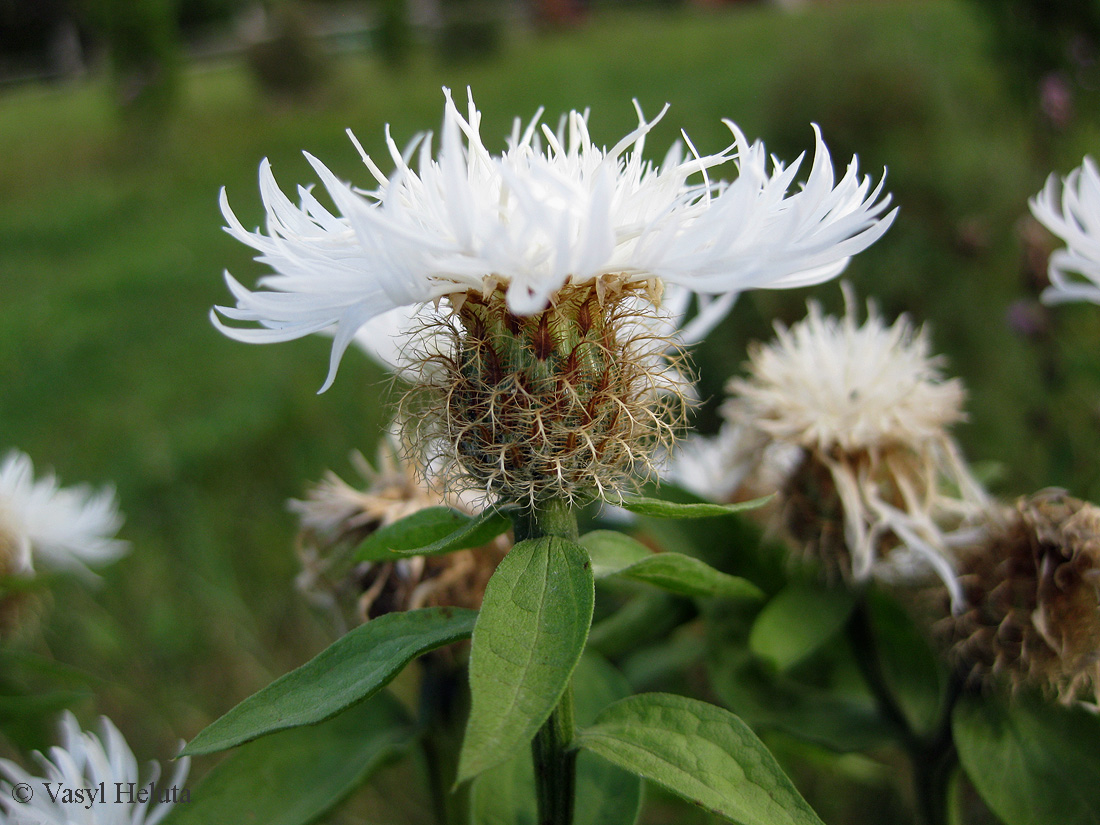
[405,280,686,506]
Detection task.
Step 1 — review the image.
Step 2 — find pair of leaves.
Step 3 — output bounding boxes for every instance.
[466,651,825,825]
[469,654,643,825]
[181,508,824,825]
[953,693,1100,825]
[580,530,763,603]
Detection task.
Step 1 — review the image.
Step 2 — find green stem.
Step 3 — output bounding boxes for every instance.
[847,596,962,825]
[847,596,922,753]
[532,680,577,825]
[512,498,580,825]
[419,654,469,825]
[513,498,579,543]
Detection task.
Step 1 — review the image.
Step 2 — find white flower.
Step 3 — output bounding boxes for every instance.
[0,712,189,825]
[720,290,991,601]
[662,421,802,505]
[1030,156,1100,305]
[214,88,895,391]
[0,450,127,578]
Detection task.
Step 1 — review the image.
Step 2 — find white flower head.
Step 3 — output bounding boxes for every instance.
[1030,156,1100,305]
[721,289,991,601]
[213,87,896,392]
[0,450,127,578]
[660,421,798,503]
[0,712,189,825]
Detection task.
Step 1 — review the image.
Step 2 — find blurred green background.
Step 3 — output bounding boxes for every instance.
[2,0,1100,821]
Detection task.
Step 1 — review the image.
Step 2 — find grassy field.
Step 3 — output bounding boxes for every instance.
[2,0,1100,819]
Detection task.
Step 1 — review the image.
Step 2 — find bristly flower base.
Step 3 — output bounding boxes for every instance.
[403,280,689,507]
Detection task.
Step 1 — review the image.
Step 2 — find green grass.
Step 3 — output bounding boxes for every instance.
[2,0,1100,817]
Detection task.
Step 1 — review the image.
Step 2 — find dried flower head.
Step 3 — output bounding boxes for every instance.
[0,711,189,825]
[292,429,506,630]
[215,89,894,505]
[1030,156,1100,305]
[719,291,990,597]
[943,489,1100,703]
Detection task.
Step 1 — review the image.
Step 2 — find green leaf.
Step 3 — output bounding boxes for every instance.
[469,654,643,825]
[953,693,1100,825]
[456,536,594,784]
[619,494,772,519]
[580,530,763,602]
[162,693,415,825]
[748,582,855,671]
[705,600,894,753]
[579,530,652,577]
[587,592,695,660]
[617,554,764,602]
[575,693,825,825]
[354,506,513,562]
[182,607,476,756]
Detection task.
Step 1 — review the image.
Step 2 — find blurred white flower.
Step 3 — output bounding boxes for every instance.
[214,88,895,391]
[0,450,127,578]
[720,290,991,601]
[664,420,806,507]
[0,712,189,825]
[1030,156,1100,305]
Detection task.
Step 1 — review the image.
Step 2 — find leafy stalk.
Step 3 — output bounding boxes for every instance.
[847,595,961,825]
[513,499,581,825]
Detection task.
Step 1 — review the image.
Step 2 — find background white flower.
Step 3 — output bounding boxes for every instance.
[719,290,991,601]
[0,450,127,577]
[1030,156,1100,305]
[0,712,188,825]
[214,88,895,390]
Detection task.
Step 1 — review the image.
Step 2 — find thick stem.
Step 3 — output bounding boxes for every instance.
[847,596,922,753]
[847,596,962,825]
[513,498,579,543]
[419,654,469,825]
[532,680,577,825]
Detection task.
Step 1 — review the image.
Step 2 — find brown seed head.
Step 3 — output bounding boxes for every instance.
[942,489,1100,703]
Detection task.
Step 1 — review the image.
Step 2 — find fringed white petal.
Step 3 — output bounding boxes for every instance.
[0,712,188,825]
[214,90,892,389]
[1032,157,1100,306]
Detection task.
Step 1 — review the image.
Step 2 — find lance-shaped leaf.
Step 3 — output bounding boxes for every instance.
[163,693,416,825]
[953,693,1100,825]
[354,506,514,562]
[456,536,594,784]
[183,607,477,756]
[619,495,771,519]
[575,693,825,825]
[581,530,762,602]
